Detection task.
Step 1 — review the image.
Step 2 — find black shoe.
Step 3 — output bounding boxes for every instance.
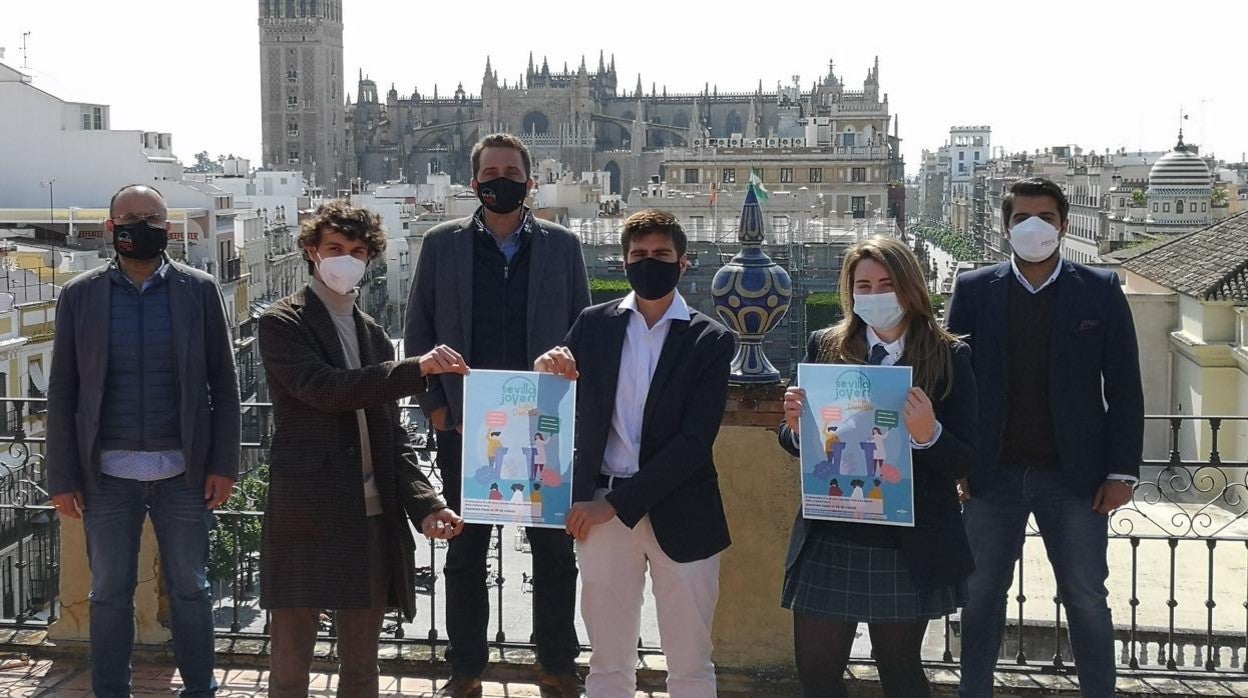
[435,675,483,698]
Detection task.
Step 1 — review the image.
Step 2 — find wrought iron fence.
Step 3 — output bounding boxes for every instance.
[5,399,1248,678]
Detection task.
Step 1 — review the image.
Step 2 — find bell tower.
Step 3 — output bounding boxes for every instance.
[259,0,346,192]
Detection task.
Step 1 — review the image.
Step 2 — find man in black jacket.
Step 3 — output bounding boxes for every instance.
[404,134,590,698]
[946,178,1144,697]
[536,210,734,698]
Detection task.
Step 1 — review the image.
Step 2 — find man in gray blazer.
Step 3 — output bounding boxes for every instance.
[405,133,591,698]
[47,184,240,698]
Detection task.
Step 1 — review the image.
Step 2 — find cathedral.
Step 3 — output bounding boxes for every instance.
[258,1,903,203]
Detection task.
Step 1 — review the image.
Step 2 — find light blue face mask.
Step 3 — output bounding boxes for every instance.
[852,291,905,332]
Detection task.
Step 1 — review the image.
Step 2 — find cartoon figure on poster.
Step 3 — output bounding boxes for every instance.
[796,363,915,527]
[460,370,576,528]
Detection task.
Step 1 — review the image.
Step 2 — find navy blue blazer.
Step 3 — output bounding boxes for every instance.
[945,260,1144,497]
[779,331,979,591]
[564,299,736,564]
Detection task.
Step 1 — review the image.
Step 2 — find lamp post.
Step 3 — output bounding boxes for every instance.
[38,179,56,300]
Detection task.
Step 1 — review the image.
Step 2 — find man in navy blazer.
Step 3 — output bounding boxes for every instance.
[536,209,734,698]
[946,177,1144,697]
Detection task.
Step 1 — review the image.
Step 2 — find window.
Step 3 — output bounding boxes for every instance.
[722,168,736,184]
[851,196,866,217]
[843,132,856,147]
[959,151,965,161]
[286,68,298,83]
[1202,202,1208,212]
[93,107,103,130]
[1176,199,1185,214]
[809,168,823,183]
[1163,203,1170,213]
[1119,198,1125,207]
[690,216,704,232]
[286,95,298,110]
[958,163,966,174]
[288,146,300,164]
[780,168,793,184]
[82,114,91,130]
[752,167,763,182]
[974,151,981,161]
[851,167,866,183]
[1153,203,1158,212]
[684,168,698,184]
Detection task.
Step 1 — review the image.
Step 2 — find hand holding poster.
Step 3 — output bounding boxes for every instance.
[796,363,914,526]
[461,370,575,528]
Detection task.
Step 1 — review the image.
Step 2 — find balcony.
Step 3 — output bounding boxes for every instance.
[1,396,1247,695]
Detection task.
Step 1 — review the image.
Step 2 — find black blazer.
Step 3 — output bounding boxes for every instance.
[564,299,736,564]
[778,330,979,591]
[945,260,1144,497]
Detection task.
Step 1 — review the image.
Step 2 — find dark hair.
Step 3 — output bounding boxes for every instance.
[298,199,386,274]
[620,209,687,258]
[109,184,166,218]
[874,479,881,486]
[471,133,532,180]
[1002,177,1069,229]
[533,483,541,490]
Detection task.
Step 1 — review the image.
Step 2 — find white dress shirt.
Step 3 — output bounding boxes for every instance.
[601,292,692,478]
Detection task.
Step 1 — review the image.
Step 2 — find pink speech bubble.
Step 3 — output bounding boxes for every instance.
[486,411,508,428]
[820,407,843,423]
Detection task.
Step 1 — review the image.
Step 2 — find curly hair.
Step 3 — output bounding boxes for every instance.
[298,199,386,273]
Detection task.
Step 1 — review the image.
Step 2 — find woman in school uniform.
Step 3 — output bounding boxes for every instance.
[778,236,979,698]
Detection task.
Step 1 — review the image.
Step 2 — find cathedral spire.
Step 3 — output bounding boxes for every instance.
[598,50,605,74]
[636,73,643,98]
[485,55,492,77]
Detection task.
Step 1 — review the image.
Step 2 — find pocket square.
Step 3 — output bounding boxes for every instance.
[1077,319,1102,331]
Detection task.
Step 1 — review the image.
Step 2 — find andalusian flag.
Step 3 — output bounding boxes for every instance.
[749,171,769,202]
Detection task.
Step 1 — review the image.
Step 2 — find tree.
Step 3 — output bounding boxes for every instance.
[208,465,268,588]
[1130,189,1147,207]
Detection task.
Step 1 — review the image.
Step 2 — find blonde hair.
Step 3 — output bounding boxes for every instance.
[817,236,960,398]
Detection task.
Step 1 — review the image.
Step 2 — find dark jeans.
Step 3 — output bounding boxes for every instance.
[959,467,1115,697]
[83,474,217,698]
[436,429,580,678]
[269,516,391,698]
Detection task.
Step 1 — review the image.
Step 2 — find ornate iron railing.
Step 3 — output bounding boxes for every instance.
[6,400,1248,677]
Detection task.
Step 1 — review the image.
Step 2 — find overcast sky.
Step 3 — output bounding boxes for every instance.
[6,1,1244,176]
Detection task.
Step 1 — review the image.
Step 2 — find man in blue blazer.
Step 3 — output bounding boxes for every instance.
[946,177,1144,697]
[536,209,734,698]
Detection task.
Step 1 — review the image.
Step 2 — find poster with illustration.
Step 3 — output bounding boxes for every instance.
[795,363,914,527]
[461,370,575,529]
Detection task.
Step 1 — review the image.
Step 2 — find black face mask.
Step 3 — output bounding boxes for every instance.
[476,177,529,215]
[113,221,168,260]
[626,257,682,301]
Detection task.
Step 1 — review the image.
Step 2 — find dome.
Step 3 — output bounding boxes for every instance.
[1149,134,1211,189]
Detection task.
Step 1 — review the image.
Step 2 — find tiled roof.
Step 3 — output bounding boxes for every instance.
[1122,212,1248,301]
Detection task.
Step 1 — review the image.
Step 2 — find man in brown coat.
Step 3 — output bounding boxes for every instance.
[258,200,468,697]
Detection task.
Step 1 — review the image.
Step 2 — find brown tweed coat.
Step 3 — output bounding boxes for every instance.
[257,286,445,619]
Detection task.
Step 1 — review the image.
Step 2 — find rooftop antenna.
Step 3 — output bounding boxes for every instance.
[21,31,31,69]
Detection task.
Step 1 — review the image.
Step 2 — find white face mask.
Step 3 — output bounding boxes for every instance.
[1009,216,1061,263]
[316,253,366,295]
[852,291,905,332]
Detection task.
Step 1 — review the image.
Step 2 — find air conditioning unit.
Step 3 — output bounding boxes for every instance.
[792,138,805,147]
[728,139,742,147]
[716,138,729,147]
[692,139,703,147]
[766,138,779,147]
[779,138,792,147]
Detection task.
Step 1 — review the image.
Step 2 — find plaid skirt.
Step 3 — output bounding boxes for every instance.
[782,527,965,623]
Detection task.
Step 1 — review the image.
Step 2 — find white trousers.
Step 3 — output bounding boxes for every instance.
[578,489,721,698]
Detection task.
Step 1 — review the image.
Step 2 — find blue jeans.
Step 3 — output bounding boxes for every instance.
[83,474,217,698]
[958,467,1114,698]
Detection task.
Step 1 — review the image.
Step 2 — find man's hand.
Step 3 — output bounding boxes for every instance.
[565,499,616,540]
[418,345,469,377]
[534,346,579,380]
[52,492,85,519]
[955,478,971,503]
[1092,478,1134,515]
[783,386,806,434]
[421,508,465,540]
[204,475,236,509]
